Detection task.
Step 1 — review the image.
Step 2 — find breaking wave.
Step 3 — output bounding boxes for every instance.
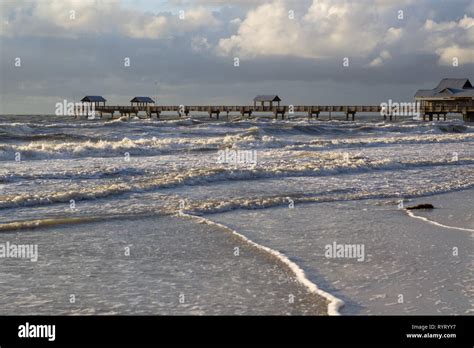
[1,157,473,209]
[1,130,473,162]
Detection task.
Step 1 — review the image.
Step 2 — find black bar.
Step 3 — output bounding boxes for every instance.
[0,315,472,346]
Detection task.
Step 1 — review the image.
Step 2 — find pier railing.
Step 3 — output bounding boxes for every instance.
[74,102,474,122]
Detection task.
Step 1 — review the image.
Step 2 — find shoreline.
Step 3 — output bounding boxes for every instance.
[0,214,329,315]
[179,211,342,315]
[207,186,474,315]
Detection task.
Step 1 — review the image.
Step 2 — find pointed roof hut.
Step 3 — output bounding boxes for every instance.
[130,97,155,106]
[81,96,106,106]
[253,95,282,107]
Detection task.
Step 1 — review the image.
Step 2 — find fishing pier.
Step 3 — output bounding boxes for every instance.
[75,79,474,122]
[75,102,474,122]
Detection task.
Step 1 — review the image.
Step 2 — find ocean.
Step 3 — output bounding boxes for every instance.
[0,114,473,315]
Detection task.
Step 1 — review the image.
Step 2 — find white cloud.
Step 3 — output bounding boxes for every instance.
[436,45,474,66]
[369,50,392,67]
[217,0,474,67]
[191,36,211,52]
[3,0,473,67]
[0,0,220,39]
[459,14,474,29]
[422,15,474,66]
[218,0,401,59]
[229,18,242,26]
[384,27,403,44]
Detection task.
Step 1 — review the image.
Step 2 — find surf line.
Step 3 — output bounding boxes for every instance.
[405,209,474,233]
[177,211,344,315]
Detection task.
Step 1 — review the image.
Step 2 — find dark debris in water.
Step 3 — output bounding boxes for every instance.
[406,204,435,210]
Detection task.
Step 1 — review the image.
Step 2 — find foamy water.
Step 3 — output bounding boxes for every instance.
[0,114,473,314]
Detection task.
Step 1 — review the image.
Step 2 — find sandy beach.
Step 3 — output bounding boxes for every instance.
[209,188,474,315]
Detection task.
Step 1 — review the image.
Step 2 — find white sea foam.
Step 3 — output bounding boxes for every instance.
[0,132,269,160]
[177,211,344,315]
[1,117,473,162]
[405,209,474,234]
[0,167,146,182]
[2,157,473,209]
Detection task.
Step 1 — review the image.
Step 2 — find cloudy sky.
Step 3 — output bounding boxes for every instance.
[1,0,473,114]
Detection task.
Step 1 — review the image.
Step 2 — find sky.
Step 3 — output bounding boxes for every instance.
[1,0,473,114]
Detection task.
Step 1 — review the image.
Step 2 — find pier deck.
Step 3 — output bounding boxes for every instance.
[75,103,474,122]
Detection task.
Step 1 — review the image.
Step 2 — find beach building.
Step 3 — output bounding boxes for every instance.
[415,78,474,121]
[415,79,474,104]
